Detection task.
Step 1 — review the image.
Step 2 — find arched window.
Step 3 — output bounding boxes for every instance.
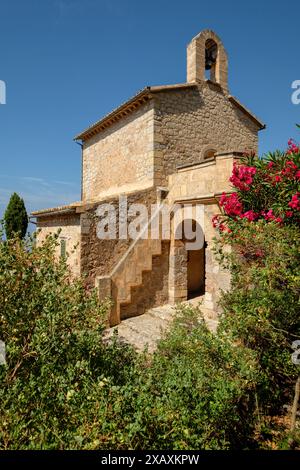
[203,148,217,161]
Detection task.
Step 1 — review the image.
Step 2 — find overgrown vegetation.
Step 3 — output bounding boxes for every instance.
[0,133,299,449]
[0,231,259,449]
[213,133,300,446]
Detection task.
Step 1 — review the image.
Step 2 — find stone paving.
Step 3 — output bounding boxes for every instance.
[103,297,218,353]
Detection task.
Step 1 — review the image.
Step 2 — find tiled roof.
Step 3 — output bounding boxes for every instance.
[74,81,265,142]
[31,202,81,217]
[73,83,198,142]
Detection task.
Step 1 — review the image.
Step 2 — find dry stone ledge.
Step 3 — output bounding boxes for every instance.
[103,297,218,353]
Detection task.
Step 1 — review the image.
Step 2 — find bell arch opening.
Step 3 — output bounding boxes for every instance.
[205,39,218,82]
[187,29,228,91]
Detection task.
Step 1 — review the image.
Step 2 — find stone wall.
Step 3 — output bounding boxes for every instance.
[82,100,155,201]
[168,153,236,200]
[36,213,81,277]
[167,203,230,317]
[80,188,157,287]
[166,153,236,314]
[153,83,259,185]
[203,203,231,314]
[168,240,188,303]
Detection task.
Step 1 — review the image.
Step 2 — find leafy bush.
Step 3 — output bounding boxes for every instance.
[0,231,259,449]
[1,133,299,449]
[0,230,134,449]
[215,222,300,407]
[212,135,300,413]
[94,306,259,450]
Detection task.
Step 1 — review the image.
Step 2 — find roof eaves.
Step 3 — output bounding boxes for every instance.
[73,83,198,142]
[74,87,152,142]
[31,203,80,218]
[73,82,265,142]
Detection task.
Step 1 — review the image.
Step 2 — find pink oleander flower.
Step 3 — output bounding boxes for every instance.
[240,210,259,222]
[287,139,300,155]
[263,209,276,221]
[288,193,300,210]
[212,215,220,228]
[220,192,243,217]
[286,161,298,170]
[229,163,257,191]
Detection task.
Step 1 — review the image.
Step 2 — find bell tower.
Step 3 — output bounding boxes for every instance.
[187,30,228,92]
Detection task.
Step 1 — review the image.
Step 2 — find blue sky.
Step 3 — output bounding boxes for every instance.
[0,0,299,222]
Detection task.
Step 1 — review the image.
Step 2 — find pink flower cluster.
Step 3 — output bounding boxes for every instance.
[219,192,287,225]
[229,163,257,191]
[261,209,283,224]
[220,192,243,217]
[281,160,299,178]
[287,139,300,155]
[219,193,259,222]
[240,210,259,222]
[266,150,299,183]
[288,193,300,210]
[212,214,232,233]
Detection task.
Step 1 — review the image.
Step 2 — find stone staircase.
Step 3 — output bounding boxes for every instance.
[96,236,164,326]
[104,298,218,353]
[111,237,162,321]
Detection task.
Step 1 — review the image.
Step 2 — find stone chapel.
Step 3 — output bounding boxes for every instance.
[32,30,265,326]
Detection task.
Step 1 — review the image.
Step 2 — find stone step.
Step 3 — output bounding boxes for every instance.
[104,297,217,352]
[121,314,168,339]
[148,306,176,322]
[116,240,163,314]
[105,326,153,352]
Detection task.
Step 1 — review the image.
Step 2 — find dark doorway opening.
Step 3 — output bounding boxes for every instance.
[187,244,205,299]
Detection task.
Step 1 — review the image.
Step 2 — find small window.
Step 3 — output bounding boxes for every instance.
[203,149,216,161]
[60,239,66,258]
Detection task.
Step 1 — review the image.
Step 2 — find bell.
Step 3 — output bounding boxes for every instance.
[205,46,217,70]
[205,58,213,70]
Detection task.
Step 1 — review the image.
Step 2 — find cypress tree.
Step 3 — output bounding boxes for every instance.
[4,193,28,239]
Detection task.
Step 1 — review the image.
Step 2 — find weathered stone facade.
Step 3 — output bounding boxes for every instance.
[153,83,258,185]
[36,213,81,277]
[79,188,157,287]
[82,101,155,201]
[32,29,265,325]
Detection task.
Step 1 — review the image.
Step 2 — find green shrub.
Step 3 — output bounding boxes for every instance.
[214,221,300,409]
[212,131,300,417]
[0,231,259,449]
[87,306,259,450]
[0,230,135,449]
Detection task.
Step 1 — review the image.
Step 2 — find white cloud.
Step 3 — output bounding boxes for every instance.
[0,174,80,218]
